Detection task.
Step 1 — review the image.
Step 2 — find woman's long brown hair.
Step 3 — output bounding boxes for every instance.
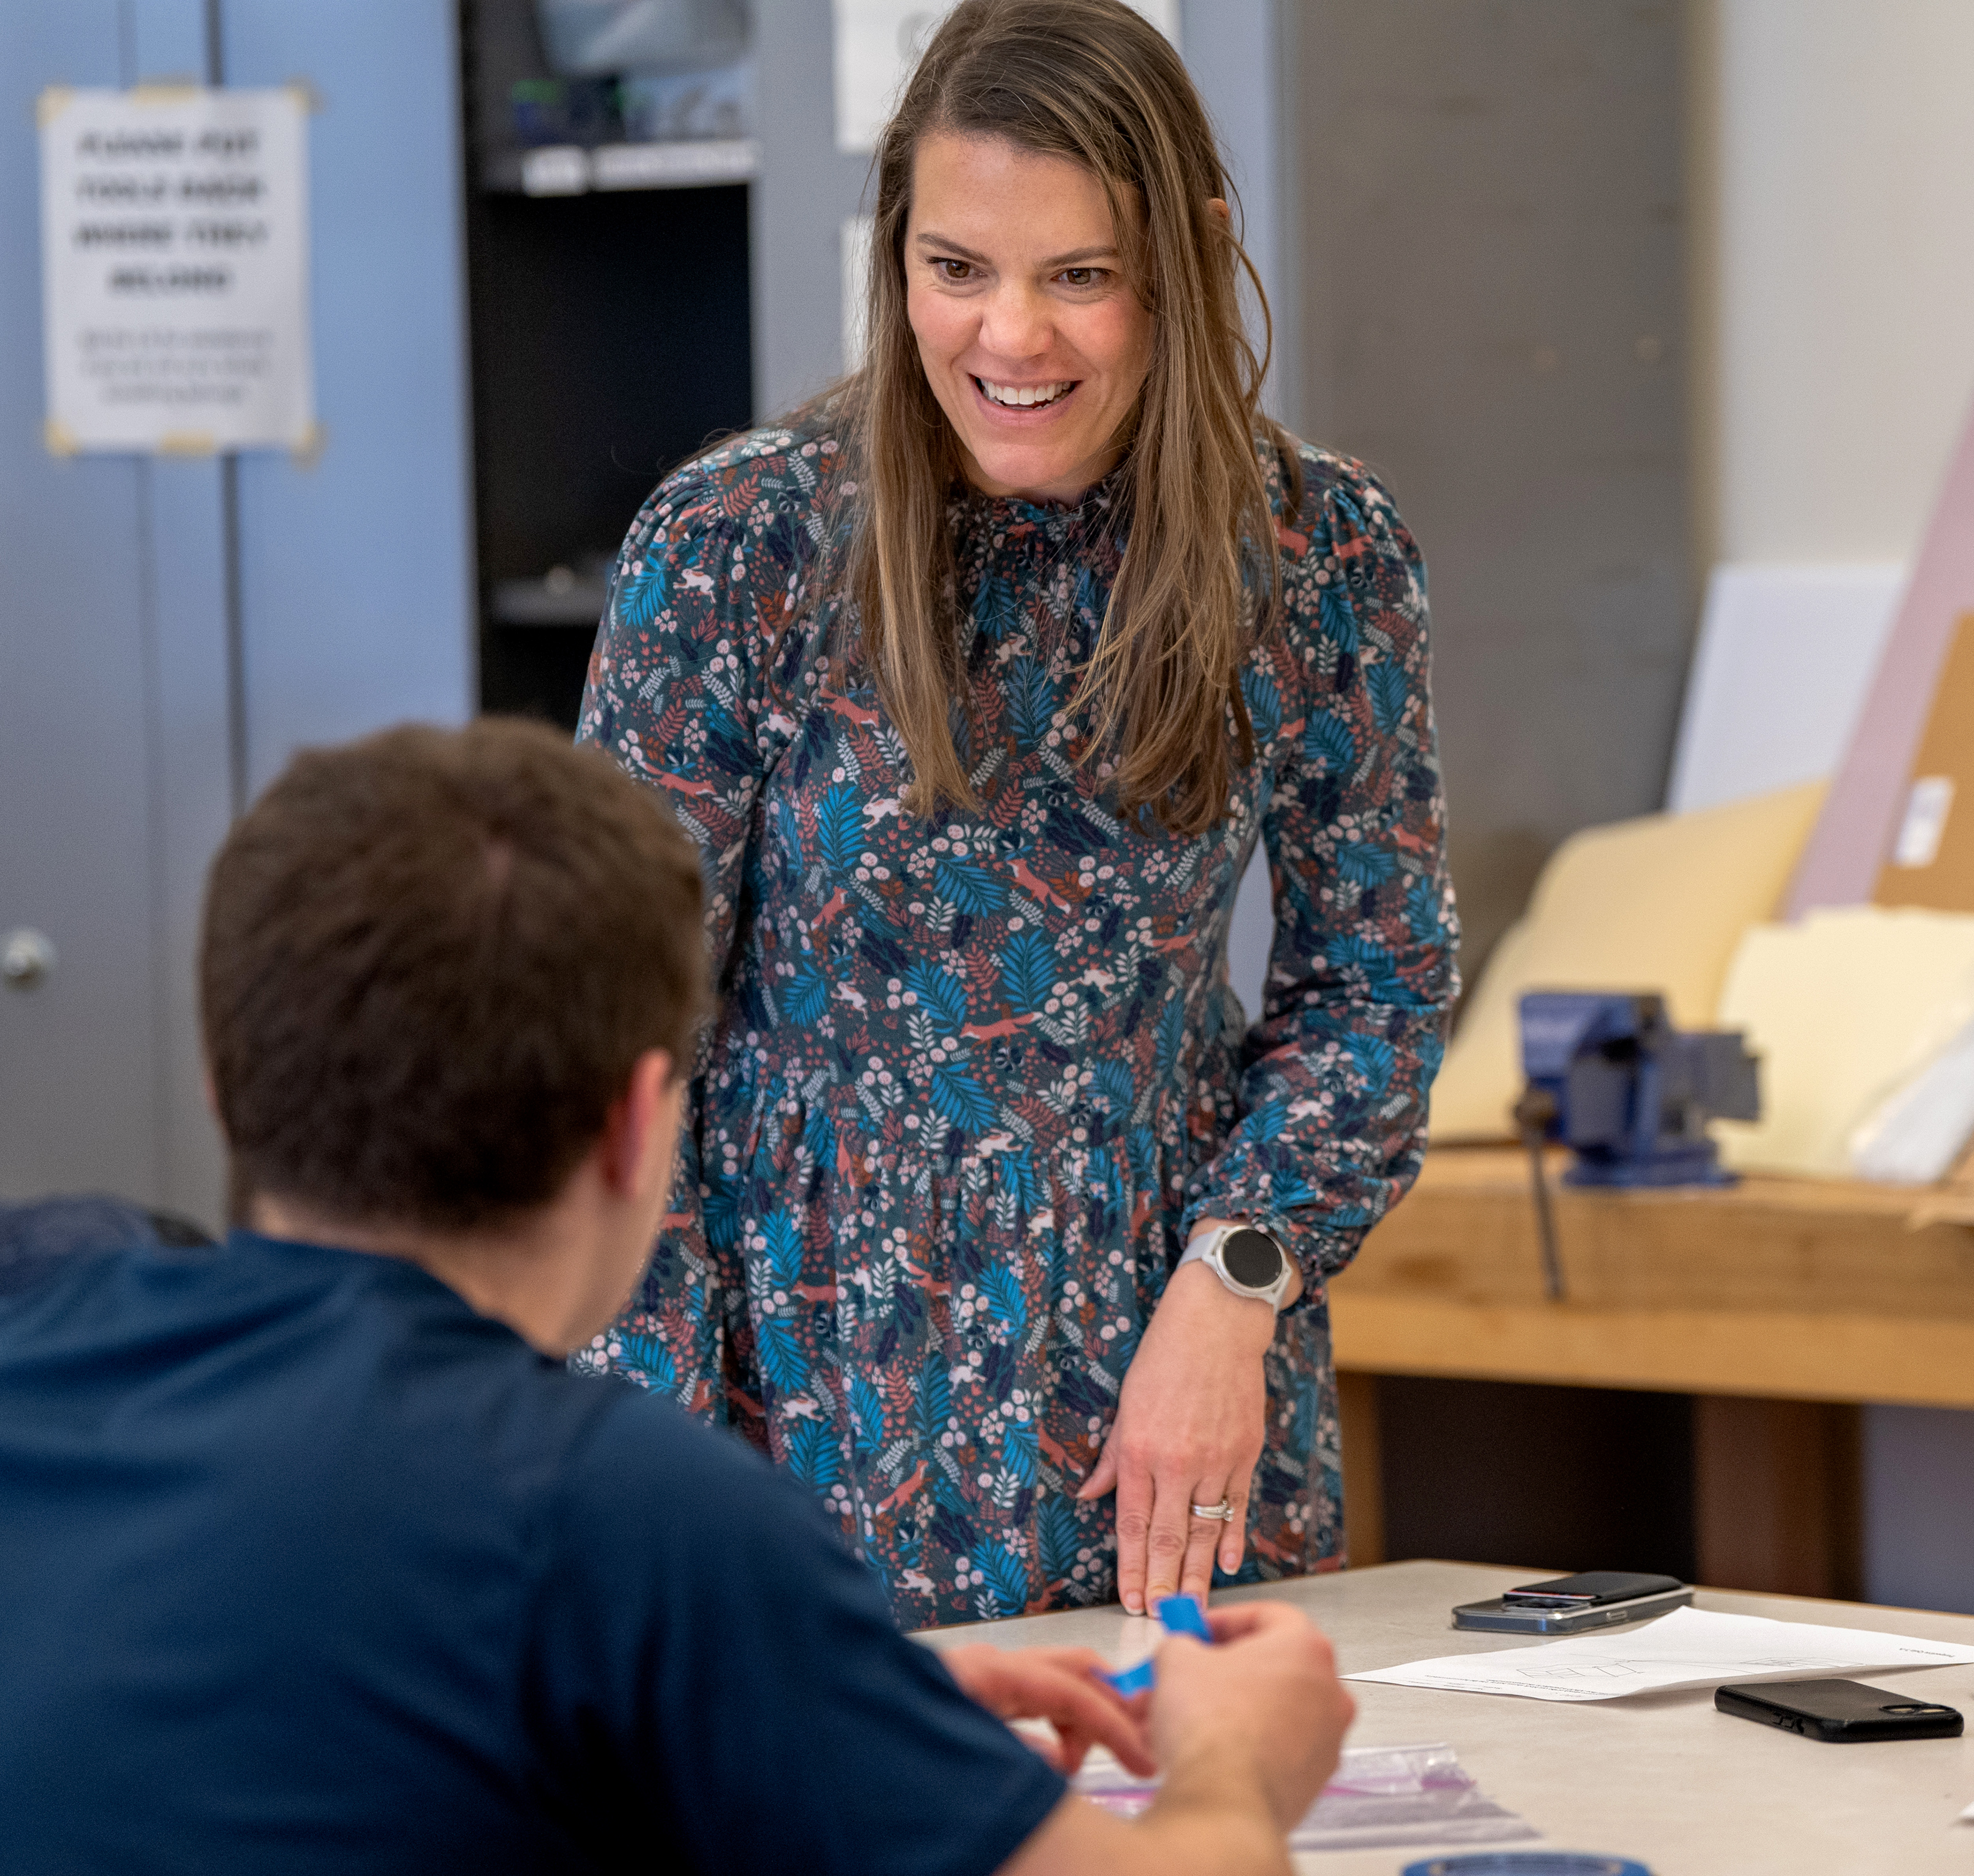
[833,0,1296,835]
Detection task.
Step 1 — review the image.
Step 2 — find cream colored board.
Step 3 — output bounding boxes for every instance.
[1430,780,1826,1140]
[1715,906,1974,1177]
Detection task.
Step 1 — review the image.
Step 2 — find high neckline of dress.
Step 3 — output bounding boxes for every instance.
[951,467,1122,542]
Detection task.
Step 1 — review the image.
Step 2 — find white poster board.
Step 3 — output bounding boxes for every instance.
[38,85,315,455]
[830,0,1180,155]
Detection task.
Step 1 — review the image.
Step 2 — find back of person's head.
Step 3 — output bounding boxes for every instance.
[201,718,704,1233]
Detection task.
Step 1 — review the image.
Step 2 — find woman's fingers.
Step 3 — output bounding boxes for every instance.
[1111,1449,1155,1614]
[1177,1478,1230,1602]
[1140,1465,1195,1610]
[1217,1477,1251,1576]
[1076,1440,1119,1503]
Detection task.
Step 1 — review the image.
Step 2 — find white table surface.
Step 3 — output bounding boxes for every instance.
[915,1559,1974,1875]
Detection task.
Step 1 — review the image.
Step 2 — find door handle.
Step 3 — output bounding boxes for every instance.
[1,929,57,991]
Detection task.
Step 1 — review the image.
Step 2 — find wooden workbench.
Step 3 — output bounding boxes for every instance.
[1327,1147,1974,1591]
[1330,1145,1974,1406]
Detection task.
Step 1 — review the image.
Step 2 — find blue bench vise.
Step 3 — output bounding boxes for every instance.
[1512,991,1761,1299]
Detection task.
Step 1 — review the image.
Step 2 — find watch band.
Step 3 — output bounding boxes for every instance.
[1178,1222,1295,1312]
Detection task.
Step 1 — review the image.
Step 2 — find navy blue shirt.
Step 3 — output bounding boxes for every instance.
[0,1232,1065,1874]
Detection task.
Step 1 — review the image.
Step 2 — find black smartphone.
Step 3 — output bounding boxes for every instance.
[1452,1571,1692,1634]
[1716,1678,1965,1742]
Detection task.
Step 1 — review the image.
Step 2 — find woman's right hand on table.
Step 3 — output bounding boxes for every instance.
[1076,1257,1284,1613]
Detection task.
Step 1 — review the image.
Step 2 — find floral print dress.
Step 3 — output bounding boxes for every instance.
[574,413,1457,1629]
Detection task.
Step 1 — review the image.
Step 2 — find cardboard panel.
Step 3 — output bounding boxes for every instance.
[1875,611,1974,911]
[1788,395,1974,915]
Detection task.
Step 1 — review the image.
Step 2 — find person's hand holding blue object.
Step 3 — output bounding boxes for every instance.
[940,1644,1156,1776]
[1103,1593,1216,1694]
[1094,1597,1357,1844]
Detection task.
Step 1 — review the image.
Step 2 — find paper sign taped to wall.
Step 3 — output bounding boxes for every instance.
[38,85,314,454]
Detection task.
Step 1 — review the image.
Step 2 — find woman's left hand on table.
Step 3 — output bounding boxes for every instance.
[1075,1241,1297,1613]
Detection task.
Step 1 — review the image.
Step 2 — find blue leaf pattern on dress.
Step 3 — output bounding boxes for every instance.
[817,783,864,876]
[784,964,828,1027]
[1316,580,1358,651]
[573,416,1457,1626]
[1367,660,1409,735]
[982,1263,1028,1340]
[787,1416,841,1488]
[1002,1415,1039,1487]
[999,928,1057,1010]
[977,1542,1032,1618]
[851,1374,887,1459]
[936,856,1008,916]
[931,1062,996,1133]
[1008,657,1058,752]
[1304,709,1356,774]
[1335,842,1396,887]
[758,1318,805,1394]
[1036,1496,1081,1583]
[1241,667,1284,745]
[905,959,970,1035]
[761,1208,804,1287]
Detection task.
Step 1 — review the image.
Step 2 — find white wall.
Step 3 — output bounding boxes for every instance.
[1697,0,1974,566]
[1694,0,1974,1614]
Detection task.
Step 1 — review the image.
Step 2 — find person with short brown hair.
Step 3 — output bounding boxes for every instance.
[0,717,1354,1875]
[203,718,708,1231]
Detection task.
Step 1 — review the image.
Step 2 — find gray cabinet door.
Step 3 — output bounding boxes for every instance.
[2,0,475,1227]
[0,0,229,1223]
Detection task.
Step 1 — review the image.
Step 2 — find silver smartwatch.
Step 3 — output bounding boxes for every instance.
[1178,1222,1295,1312]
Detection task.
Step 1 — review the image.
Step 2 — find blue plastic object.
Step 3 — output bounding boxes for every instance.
[1103,1658,1156,1696]
[1100,1593,1215,1693]
[1154,1594,1212,1640]
[1402,1856,1653,1876]
[1517,991,1758,1189]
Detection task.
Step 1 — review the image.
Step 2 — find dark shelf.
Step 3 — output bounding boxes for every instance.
[460,0,754,732]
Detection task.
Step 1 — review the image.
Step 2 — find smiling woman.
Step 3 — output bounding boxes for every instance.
[905,136,1152,503]
[574,0,1459,1631]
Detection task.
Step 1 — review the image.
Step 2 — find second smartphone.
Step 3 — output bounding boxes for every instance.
[1716,1679,1964,1742]
[1452,1570,1693,1634]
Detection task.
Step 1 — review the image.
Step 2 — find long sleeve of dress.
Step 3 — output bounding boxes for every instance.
[1181,453,1459,1301]
[572,434,827,1415]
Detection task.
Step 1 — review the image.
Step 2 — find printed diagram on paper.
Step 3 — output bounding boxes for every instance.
[1345,1605,1974,1704]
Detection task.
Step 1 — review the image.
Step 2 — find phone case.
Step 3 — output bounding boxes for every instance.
[1451,1587,1693,1634]
[1715,1678,1965,1741]
[1501,1570,1685,1607]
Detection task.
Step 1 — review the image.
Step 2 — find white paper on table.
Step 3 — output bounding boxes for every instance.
[1345,1605,1974,1704]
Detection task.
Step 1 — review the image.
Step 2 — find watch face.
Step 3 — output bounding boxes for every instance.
[1220,1227,1285,1291]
